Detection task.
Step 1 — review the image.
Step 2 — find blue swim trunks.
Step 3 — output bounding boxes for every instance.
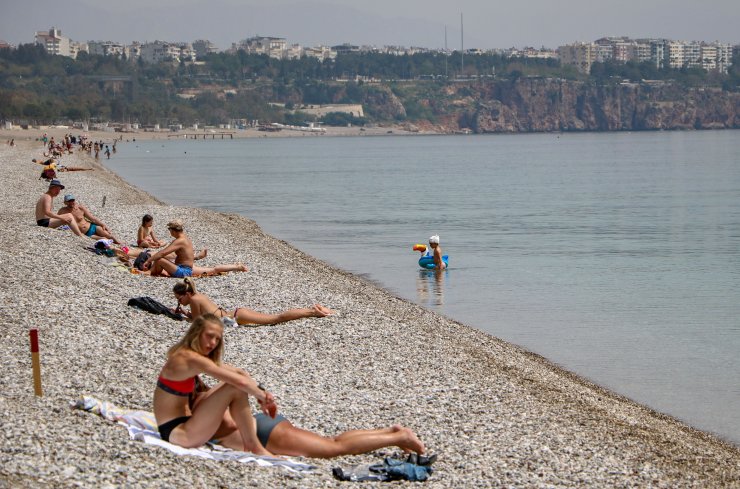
[85,223,97,237]
[172,265,193,278]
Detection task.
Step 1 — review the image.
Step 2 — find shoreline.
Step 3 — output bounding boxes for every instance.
[0,124,427,145]
[1,139,739,487]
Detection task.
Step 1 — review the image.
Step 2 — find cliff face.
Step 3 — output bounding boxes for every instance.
[385,79,739,133]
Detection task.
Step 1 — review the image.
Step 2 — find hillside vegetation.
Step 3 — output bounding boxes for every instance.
[1,44,738,132]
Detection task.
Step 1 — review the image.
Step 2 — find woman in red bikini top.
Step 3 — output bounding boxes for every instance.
[153,315,430,459]
[172,278,334,326]
[153,313,277,455]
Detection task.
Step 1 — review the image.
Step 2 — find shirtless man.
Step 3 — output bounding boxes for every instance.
[143,220,247,278]
[428,235,446,270]
[58,194,121,243]
[143,220,195,278]
[34,180,85,237]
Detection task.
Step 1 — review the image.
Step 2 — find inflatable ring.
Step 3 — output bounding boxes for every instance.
[418,255,448,270]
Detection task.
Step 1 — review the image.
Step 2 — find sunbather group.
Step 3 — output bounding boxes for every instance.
[32,142,430,463]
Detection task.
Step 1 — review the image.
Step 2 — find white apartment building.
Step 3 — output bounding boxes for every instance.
[35,27,72,57]
[558,42,597,73]
[700,45,717,71]
[139,41,195,63]
[88,41,126,57]
[650,40,666,69]
[232,37,288,59]
[285,44,303,60]
[517,47,558,60]
[683,41,702,68]
[715,43,732,73]
[303,45,336,61]
[666,41,684,69]
[633,42,652,63]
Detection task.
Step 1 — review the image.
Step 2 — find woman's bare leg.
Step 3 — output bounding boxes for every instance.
[168,383,272,455]
[236,304,333,325]
[266,422,424,458]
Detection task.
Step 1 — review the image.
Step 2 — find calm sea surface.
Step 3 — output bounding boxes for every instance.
[108,131,740,445]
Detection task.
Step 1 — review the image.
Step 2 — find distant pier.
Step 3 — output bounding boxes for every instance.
[167,132,234,139]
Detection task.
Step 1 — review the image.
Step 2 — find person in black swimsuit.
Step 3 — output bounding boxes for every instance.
[157,314,427,458]
[153,314,276,455]
[34,179,85,237]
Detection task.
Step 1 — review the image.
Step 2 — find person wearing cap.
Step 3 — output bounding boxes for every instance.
[428,235,446,270]
[143,220,248,278]
[58,194,121,243]
[34,179,85,237]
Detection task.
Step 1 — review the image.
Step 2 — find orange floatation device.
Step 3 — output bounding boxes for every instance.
[412,243,427,253]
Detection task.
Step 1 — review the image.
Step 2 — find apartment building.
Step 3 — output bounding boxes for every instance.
[683,41,702,68]
[192,39,219,58]
[303,45,336,61]
[558,42,597,73]
[88,41,126,57]
[231,36,288,59]
[139,41,194,63]
[35,27,72,57]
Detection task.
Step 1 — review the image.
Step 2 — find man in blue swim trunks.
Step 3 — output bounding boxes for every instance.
[58,194,121,244]
[143,220,194,278]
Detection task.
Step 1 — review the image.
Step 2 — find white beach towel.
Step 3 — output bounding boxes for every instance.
[70,395,314,473]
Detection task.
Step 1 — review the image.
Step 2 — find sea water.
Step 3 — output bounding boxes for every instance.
[108,130,740,445]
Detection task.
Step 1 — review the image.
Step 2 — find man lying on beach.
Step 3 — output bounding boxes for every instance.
[58,195,121,243]
[34,179,85,237]
[33,158,92,173]
[142,220,246,278]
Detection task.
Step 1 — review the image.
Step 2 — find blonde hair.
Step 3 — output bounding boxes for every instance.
[173,277,197,296]
[167,314,223,364]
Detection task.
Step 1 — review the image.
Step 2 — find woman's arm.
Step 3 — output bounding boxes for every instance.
[189,353,268,402]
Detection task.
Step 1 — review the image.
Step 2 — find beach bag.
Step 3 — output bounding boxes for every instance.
[127,296,184,321]
[40,168,56,180]
[133,250,151,271]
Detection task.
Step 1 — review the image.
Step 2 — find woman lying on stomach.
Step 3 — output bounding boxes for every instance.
[154,314,427,458]
[173,277,333,326]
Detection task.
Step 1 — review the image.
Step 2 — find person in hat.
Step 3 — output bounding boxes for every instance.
[34,179,85,237]
[143,220,247,278]
[58,194,121,243]
[428,235,446,270]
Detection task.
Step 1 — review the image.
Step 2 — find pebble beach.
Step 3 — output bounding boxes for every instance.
[1,137,739,488]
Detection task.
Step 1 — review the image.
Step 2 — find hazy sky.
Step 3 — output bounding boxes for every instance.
[1,0,738,50]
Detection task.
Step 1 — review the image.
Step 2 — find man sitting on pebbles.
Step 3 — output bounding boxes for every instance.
[58,194,121,243]
[34,179,85,238]
[143,220,247,278]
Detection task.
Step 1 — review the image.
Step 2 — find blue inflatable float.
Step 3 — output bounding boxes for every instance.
[418,255,448,270]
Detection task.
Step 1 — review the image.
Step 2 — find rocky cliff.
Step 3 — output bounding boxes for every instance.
[379,79,739,133]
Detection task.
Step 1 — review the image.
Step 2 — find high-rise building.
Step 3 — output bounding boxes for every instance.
[558,42,597,73]
[35,27,72,57]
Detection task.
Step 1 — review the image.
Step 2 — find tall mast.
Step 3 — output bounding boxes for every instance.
[460,12,464,76]
[445,25,448,78]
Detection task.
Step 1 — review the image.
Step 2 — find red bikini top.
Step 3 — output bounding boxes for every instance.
[157,375,195,397]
